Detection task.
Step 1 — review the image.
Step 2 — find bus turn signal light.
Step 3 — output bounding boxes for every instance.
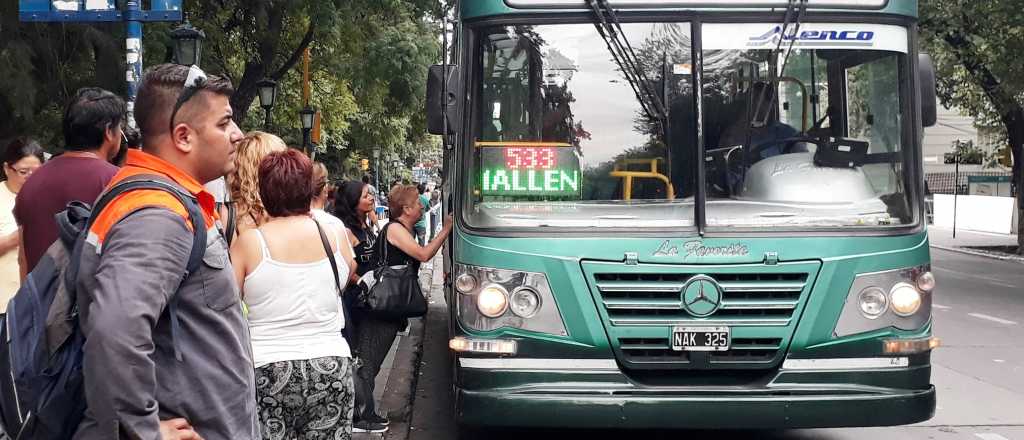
[883,337,940,354]
[449,337,518,355]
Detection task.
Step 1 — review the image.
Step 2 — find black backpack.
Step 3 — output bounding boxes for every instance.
[0,176,206,439]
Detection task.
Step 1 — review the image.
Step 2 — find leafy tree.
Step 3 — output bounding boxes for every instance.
[0,1,127,148]
[920,1,1024,251]
[1,0,443,183]
[944,139,999,166]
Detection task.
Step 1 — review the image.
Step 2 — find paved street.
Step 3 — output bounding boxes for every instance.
[403,246,1024,440]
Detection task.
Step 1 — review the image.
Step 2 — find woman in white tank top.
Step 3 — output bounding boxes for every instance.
[230,149,358,440]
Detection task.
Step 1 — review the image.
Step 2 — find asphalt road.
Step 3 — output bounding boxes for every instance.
[406,248,1024,440]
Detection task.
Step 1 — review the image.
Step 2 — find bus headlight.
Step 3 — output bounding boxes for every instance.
[835,265,933,338]
[916,271,936,292]
[477,285,509,318]
[890,283,922,316]
[858,287,888,319]
[510,287,542,318]
[453,264,567,337]
[455,273,478,294]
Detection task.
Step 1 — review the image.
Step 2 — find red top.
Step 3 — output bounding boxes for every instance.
[13,154,118,273]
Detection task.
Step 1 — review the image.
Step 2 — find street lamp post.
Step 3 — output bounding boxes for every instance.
[372,147,381,196]
[256,78,277,132]
[300,106,316,153]
[170,18,205,67]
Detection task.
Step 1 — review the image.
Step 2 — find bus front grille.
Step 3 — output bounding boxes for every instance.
[582,260,821,370]
[594,272,807,326]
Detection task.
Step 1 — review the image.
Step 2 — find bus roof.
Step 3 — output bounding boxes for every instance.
[461,0,918,20]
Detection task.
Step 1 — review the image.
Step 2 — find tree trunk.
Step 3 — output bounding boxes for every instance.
[1007,110,1024,253]
[942,26,1024,253]
[229,19,314,127]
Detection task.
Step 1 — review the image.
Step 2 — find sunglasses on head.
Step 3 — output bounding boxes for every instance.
[168,65,209,133]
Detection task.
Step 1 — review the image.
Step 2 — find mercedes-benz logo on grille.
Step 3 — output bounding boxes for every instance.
[681,275,723,318]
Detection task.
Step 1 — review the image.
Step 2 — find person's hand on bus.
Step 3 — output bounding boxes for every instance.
[442,214,454,232]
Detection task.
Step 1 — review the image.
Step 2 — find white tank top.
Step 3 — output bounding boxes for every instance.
[244,227,352,368]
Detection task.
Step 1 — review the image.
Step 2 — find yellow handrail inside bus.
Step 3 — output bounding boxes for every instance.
[610,158,675,200]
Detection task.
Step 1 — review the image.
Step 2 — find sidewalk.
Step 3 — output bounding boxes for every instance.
[928,226,1023,262]
[353,254,442,440]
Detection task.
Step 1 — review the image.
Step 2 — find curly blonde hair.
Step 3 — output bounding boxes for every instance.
[226,131,287,227]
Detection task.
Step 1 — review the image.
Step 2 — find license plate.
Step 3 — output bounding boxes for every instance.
[671,326,730,352]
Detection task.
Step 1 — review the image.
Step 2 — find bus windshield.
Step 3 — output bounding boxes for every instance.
[466,22,916,230]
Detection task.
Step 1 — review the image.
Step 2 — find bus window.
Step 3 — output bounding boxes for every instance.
[468,23,696,229]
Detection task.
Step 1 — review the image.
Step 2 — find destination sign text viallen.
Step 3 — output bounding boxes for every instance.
[478,142,581,196]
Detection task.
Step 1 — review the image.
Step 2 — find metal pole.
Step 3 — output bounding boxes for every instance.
[264,109,272,132]
[303,128,311,153]
[125,0,143,129]
[953,154,959,239]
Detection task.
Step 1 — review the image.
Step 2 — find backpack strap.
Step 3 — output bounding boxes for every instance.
[82,177,207,362]
[223,200,237,247]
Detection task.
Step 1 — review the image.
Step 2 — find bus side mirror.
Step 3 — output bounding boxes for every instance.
[427,64,460,135]
[918,54,938,128]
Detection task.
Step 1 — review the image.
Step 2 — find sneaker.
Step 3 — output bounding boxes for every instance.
[353,420,388,433]
[366,413,390,426]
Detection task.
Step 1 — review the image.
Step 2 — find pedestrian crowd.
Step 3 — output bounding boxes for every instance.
[0,63,451,440]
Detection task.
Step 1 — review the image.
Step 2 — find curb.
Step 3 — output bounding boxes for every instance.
[931,244,1024,264]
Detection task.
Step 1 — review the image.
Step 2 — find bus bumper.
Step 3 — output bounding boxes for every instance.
[455,364,935,429]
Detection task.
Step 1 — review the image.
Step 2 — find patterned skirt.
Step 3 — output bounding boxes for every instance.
[255,356,355,440]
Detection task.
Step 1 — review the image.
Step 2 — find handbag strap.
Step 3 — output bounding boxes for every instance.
[313,218,343,295]
[375,221,392,269]
[375,221,416,268]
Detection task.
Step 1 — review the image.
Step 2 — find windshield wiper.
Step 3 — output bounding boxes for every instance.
[749,0,809,129]
[586,0,667,130]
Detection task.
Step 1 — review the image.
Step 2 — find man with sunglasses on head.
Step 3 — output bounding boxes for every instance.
[13,87,124,278]
[73,64,258,440]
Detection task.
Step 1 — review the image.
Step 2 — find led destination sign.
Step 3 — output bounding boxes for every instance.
[506,0,887,9]
[478,142,581,197]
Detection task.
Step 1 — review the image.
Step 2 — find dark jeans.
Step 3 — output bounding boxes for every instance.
[351,311,404,421]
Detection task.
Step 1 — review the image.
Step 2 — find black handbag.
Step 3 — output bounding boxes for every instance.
[313,218,354,342]
[358,222,427,319]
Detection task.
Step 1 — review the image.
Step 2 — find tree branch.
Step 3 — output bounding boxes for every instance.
[270,23,315,80]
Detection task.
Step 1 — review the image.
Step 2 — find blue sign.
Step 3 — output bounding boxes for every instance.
[19,0,182,22]
[748,26,876,48]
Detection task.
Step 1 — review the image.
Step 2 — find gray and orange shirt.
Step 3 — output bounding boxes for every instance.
[73,149,259,440]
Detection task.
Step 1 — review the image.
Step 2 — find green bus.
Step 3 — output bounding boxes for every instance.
[426,0,940,434]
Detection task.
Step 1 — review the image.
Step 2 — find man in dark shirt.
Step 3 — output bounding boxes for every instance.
[13,87,123,276]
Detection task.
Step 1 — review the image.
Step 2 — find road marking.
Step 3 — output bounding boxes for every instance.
[974,434,1010,440]
[968,313,1018,325]
[934,267,1018,288]
[933,303,952,310]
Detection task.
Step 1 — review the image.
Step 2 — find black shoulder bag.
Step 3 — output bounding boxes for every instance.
[314,218,354,342]
[357,222,427,319]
